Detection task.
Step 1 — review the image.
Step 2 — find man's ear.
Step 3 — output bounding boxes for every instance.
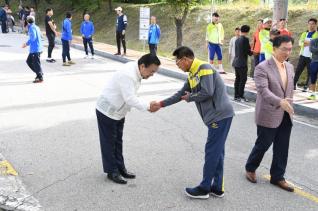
[139,64,145,74]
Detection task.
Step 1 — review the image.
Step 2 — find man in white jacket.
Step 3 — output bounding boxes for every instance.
[229,27,240,72]
[96,53,161,184]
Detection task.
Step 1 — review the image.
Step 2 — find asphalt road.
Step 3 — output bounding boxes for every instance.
[0,33,318,211]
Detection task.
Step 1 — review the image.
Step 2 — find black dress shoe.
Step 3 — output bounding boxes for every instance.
[270,180,294,192]
[107,173,127,184]
[119,169,136,179]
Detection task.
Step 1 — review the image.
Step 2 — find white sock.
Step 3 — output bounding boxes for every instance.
[218,64,224,71]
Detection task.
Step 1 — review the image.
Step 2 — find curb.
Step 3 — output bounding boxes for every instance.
[0,154,42,211]
[56,40,317,118]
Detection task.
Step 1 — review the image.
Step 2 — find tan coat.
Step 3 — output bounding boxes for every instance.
[254,58,294,128]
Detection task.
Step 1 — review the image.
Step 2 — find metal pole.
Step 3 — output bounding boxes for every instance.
[143,40,146,53]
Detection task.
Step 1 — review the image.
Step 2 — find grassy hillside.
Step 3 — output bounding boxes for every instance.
[12,1,318,84]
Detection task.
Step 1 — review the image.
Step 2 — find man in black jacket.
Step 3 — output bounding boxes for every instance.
[233,25,253,102]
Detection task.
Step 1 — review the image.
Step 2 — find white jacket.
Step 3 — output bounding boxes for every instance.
[96,62,149,120]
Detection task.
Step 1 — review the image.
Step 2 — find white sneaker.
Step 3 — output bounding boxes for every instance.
[90,55,94,59]
[84,55,89,59]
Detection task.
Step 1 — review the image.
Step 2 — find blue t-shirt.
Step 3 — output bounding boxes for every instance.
[307,31,315,38]
[148,24,161,45]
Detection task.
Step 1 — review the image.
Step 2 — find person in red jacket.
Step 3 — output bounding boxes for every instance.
[278,19,292,37]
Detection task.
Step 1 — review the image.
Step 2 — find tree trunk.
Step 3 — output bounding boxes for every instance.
[108,0,113,14]
[174,3,189,48]
[175,19,183,47]
[31,0,39,10]
[272,0,288,28]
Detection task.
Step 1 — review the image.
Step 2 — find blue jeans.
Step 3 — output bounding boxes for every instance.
[199,117,233,192]
[61,39,71,63]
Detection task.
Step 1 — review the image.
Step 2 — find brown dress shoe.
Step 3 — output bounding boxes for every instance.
[270,180,294,192]
[246,171,257,183]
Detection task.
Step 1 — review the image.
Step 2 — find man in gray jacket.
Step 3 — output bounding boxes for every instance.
[308,38,318,100]
[153,46,234,199]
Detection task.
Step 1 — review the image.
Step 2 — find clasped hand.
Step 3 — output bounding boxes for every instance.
[149,101,161,113]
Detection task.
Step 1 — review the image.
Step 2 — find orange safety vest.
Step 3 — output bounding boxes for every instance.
[252,30,261,54]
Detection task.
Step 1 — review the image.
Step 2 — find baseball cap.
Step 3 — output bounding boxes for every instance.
[115,7,122,11]
[263,18,272,24]
[27,15,35,23]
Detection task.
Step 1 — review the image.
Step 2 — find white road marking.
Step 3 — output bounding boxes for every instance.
[235,108,255,115]
[305,149,318,159]
[294,119,318,129]
[231,100,254,109]
[232,101,318,129]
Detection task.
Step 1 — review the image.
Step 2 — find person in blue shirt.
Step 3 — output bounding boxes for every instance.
[115,7,127,56]
[148,16,161,55]
[0,5,8,33]
[22,16,43,83]
[80,14,95,59]
[61,12,75,66]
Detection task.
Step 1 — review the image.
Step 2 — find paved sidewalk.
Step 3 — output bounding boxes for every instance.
[67,35,318,117]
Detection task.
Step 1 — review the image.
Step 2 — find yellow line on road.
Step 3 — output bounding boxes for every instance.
[0,160,18,176]
[263,175,318,204]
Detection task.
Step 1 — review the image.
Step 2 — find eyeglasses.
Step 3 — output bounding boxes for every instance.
[175,57,184,65]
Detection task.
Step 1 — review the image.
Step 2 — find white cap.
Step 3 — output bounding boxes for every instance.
[115,7,122,11]
[263,18,272,24]
[27,15,35,23]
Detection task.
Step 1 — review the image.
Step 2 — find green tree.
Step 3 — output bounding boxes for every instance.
[166,0,198,47]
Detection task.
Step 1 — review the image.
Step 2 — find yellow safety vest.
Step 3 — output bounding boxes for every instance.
[206,23,224,45]
[264,41,273,60]
[259,28,270,53]
[188,58,215,89]
[298,31,318,56]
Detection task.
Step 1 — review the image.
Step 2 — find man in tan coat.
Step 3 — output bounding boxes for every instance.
[245,36,295,192]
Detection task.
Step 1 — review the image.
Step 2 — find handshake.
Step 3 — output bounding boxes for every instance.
[149,101,161,113]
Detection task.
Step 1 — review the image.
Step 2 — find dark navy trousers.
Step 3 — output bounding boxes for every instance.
[61,39,71,63]
[83,37,94,56]
[96,109,126,174]
[245,112,292,182]
[26,52,43,79]
[199,117,233,192]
